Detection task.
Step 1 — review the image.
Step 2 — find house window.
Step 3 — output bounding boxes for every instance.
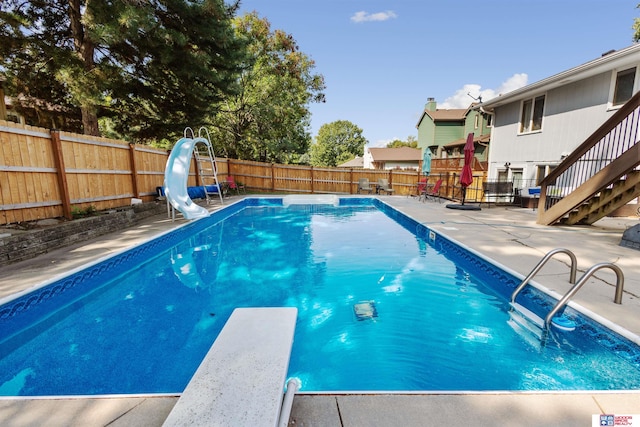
[535,164,557,185]
[611,67,636,107]
[519,95,545,134]
[486,114,493,127]
[474,114,479,129]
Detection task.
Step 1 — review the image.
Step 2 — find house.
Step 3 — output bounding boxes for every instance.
[416,97,492,163]
[3,96,25,124]
[479,43,640,194]
[338,156,364,168]
[1,76,81,130]
[363,147,421,170]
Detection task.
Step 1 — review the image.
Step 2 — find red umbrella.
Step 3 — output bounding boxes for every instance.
[460,133,474,205]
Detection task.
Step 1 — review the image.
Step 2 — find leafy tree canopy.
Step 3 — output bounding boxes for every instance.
[0,0,248,142]
[310,120,367,167]
[207,12,325,163]
[386,136,417,148]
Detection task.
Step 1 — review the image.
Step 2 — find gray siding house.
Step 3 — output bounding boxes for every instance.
[479,43,640,194]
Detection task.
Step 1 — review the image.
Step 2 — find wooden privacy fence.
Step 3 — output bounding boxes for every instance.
[1,121,488,225]
[0,121,180,224]
[225,158,487,201]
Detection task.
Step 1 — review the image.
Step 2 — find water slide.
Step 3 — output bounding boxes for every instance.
[164,137,211,220]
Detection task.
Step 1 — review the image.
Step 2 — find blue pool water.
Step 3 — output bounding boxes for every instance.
[1,198,640,395]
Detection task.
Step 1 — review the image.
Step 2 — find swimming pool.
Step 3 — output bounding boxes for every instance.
[1,197,640,395]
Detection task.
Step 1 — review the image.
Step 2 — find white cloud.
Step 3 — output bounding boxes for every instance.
[439,73,528,109]
[351,11,397,23]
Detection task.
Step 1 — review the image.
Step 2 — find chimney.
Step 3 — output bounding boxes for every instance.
[425,97,436,111]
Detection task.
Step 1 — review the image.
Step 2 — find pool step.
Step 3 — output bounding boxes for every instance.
[283,194,339,206]
[163,307,298,427]
[508,302,545,344]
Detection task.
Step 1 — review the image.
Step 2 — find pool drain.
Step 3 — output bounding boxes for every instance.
[354,300,378,320]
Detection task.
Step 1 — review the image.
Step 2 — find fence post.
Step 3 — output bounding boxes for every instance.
[128,143,139,198]
[271,163,276,192]
[50,130,72,220]
[310,166,314,194]
[350,168,354,194]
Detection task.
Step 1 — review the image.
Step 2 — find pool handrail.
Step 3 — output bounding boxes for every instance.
[544,262,625,328]
[510,248,578,304]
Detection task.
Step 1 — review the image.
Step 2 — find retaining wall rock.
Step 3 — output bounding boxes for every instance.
[0,202,167,266]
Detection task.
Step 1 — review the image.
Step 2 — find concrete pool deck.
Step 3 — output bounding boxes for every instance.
[1,195,640,426]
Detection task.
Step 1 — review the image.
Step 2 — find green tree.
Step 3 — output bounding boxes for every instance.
[0,0,247,141]
[386,136,418,148]
[310,120,367,167]
[0,1,83,131]
[207,12,325,162]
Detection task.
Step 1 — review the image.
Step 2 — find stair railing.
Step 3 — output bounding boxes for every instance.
[538,91,640,224]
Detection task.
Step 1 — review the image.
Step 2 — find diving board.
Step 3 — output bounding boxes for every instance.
[162,307,298,427]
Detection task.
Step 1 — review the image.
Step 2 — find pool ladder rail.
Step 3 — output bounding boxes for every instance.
[509,248,625,332]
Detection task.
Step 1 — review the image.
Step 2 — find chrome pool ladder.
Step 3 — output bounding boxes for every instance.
[542,263,624,328]
[510,248,625,331]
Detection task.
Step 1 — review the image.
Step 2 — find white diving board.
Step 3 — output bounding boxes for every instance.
[163,307,298,427]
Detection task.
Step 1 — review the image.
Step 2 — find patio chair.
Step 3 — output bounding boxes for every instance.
[377,179,395,195]
[226,175,245,194]
[357,178,373,194]
[425,178,443,202]
[414,178,428,200]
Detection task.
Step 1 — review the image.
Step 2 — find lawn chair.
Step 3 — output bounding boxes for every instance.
[414,178,427,200]
[377,179,394,195]
[226,175,245,194]
[425,178,443,202]
[357,178,373,194]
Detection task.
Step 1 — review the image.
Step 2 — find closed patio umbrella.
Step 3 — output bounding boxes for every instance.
[422,148,432,176]
[460,133,474,205]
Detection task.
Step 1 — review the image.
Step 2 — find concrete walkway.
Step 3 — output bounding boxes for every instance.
[1,196,639,426]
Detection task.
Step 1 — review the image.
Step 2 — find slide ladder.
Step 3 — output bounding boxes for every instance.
[163,127,223,220]
[198,142,224,205]
[189,127,224,206]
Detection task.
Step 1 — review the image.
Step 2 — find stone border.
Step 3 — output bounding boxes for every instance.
[0,202,166,266]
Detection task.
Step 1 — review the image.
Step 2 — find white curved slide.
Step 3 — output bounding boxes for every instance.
[164,137,210,220]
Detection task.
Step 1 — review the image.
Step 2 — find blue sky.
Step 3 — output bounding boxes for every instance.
[238,0,639,147]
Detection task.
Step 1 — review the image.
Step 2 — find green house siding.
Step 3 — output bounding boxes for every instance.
[464,111,492,137]
[435,122,464,147]
[417,117,435,151]
[475,144,488,161]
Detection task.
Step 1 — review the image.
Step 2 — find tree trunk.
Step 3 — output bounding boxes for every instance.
[68,0,100,136]
[81,106,100,136]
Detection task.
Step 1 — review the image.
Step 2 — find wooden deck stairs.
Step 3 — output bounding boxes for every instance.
[537,91,640,226]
